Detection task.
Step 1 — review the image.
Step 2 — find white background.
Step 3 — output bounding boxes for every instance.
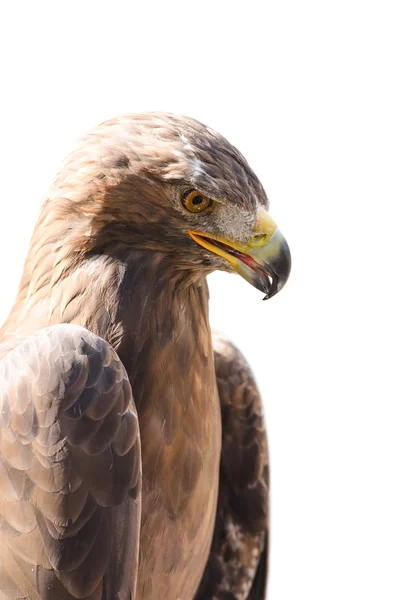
[0,2,399,598]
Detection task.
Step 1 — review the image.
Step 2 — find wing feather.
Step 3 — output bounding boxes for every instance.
[195,332,269,600]
[0,324,141,599]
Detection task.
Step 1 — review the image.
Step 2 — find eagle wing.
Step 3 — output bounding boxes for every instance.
[0,324,141,600]
[195,332,269,600]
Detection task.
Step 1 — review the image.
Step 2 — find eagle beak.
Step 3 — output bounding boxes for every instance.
[188,207,291,299]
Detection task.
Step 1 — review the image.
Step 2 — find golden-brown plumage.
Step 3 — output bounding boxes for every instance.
[0,325,141,599]
[0,113,290,599]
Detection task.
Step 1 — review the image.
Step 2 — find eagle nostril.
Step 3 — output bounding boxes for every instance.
[248,233,268,248]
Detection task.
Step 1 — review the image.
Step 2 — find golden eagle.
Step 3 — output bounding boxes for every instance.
[0,114,290,599]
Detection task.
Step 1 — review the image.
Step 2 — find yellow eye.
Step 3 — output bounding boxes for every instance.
[181,188,215,214]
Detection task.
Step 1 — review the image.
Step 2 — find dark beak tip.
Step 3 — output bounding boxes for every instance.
[260,252,291,301]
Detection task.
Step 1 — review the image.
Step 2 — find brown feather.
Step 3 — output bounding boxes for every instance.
[0,325,141,599]
[195,333,269,600]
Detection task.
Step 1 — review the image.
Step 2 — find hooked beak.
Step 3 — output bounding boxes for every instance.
[188,207,291,299]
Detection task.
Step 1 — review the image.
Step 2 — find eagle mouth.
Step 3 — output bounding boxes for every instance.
[197,236,260,270]
[207,237,276,296]
[188,230,278,298]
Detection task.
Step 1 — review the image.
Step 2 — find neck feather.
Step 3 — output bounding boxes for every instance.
[1,240,211,373]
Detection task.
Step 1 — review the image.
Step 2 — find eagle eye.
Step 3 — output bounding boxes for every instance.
[181,188,215,214]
